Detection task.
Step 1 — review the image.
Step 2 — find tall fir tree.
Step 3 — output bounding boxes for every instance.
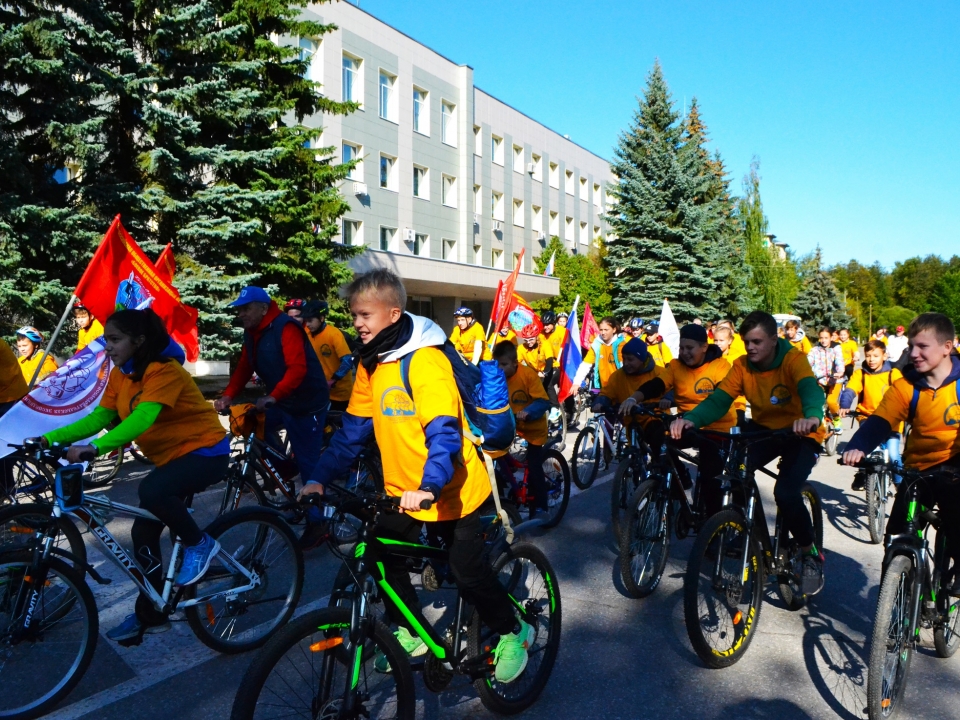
[532,236,611,318]
[606,63,731,323]
[792,248,850,329]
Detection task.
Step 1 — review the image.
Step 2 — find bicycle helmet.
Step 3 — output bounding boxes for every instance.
[284,298,306,312]
[72,301,89,312]
[302,300,329,320]
[453,306,474,318]
[642,322,659,336]
[557,312,569,320]
[628,318,644,330]
[541,311,558,326]
[16,326,44,344]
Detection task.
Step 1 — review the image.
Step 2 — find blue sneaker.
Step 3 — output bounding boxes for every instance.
[106,613,171,642]
[176,533,220,586]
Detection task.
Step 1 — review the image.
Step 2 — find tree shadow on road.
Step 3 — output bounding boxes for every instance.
[716,697,815,720]
[816,479,877,546]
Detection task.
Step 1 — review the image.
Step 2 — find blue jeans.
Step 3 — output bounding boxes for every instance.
[265,405,328,481]
[884,433,901,484]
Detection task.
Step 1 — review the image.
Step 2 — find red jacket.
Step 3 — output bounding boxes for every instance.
[224,302,308,402]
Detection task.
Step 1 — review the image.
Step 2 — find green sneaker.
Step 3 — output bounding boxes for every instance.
[493,620,537,683]
[374,626,427,673]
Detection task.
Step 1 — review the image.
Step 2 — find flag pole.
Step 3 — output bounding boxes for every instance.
[28,294,77,390]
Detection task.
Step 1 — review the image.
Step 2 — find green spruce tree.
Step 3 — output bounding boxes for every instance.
[792,248,850,329]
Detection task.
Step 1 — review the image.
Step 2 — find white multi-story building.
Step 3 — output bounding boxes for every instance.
[300,1,615,323]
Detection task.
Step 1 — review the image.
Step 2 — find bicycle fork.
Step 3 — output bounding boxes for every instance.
[10,528,58,640]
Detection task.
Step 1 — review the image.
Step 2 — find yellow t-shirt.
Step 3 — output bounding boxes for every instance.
[872,375,960,470]
[0,342,28,404]
[19,352,58,384]
[583,341,625,388]
[77,319,105,352]
[647,341,673,368]
[600,364,662,426]
[346,347,491,522]
[659,357,736,431]
[517,336,555,373]
[717,347,820,434]
[788,336,812,355]
[722,341,748,413]
[841,339,859,367]
[847,367,902,417]
[507,365,549,445]
[450,322,487,360]
[542,327,568,358]
[308,323,355,403]
[99,361,226,467]
[490,328,518,347]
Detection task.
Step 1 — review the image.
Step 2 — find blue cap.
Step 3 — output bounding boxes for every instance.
[229,286,271,307]
[621,338,649,362]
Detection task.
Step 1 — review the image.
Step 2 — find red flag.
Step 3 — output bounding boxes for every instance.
[75,216,200,362]
[154,243,176,284]
[502,294,543,340]
[580,302,600,350]
[492,249,524,337]
[489,279,505,328]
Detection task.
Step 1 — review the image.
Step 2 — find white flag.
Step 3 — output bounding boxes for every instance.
[0,339,112,459]
[659,299,680,358]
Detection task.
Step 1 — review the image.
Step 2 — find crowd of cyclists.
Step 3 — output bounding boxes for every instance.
[3,269,960,719]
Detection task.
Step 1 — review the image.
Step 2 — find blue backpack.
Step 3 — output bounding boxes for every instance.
[400,341,516,452]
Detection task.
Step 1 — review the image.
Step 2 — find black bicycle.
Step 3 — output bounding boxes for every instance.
[231,487,561,719]
[858,461,960,719]
[683,428,824,668]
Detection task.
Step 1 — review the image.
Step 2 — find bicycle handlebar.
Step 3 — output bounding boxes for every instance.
[15,440,95,463]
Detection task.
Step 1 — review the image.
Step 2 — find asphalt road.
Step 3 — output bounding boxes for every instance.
[39,429,960,720]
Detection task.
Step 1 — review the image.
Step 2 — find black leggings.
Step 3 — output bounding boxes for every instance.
[132,452,229,623]
[374,508,516,636]
[743,422,819,548]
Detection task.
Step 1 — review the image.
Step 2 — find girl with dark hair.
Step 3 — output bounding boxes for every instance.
[33,308,230,643]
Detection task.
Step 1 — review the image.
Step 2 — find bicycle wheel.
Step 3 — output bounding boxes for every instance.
[81,449,122,489]
[3,455,52,502]
[0,553,98,720]
[867,554,914,720]
[934,595,960,658]
[230,607,415,720]
[0,503,87,570]
[610,453,646,546]
[683,509,763,668]
[571,425,601,490]
[823,429,837,457]
[128,442,154,465]
[185,508,303,654]
[865,472,886,545]
[619,480,672,599]
[538,449,570,529]
[468,541,561,715]
[776,482,824,611]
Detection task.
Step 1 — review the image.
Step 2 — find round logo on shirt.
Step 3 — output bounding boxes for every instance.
[380,387,416,418]
[694,377,716,395]
[319,343,333,357]
[944,403,960,427]
[511,389,532,406]
[769,384,792,406]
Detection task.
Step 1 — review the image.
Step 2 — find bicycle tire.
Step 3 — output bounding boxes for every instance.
[81,450,122,489]
[128,443,154,465]
[185,507,304,654]
[934,596,960,658]
[538,449,570,529]
[571,425,601,490]
[230,607,415,720]
[0,503,87,570]
[866,472,886,545]
[0,553,98,720]
[823,430,837,457]
[683,509,764,669]
[867,554,914,720]
[775,483,824,611]
[619,480,672,599]
[468,542,561,715]
[610,453,645,546]
[3,455,53,502]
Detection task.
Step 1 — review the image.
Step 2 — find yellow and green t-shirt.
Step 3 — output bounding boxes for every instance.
[658,357,736,431]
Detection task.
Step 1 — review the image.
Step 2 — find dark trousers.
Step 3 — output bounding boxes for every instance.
[329,399,349,413]
[887,459,960,565]
[265,405,327,480]
[644,419,724,517]
[375,508,516,636]
[525,443,547,511]
[133,452,229,623]
[743,422,819,548]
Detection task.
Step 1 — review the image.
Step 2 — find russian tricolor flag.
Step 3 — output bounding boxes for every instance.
[557,296,582,402]
[543,251,556,277]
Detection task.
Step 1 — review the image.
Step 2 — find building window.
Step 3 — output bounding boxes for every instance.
[342,54,362,104]
[513,145,524,174]
[474,185,482,215]
[441,174,457,207]
[565,169,574,195]
[580,176,588,200]
[513,253,523,272]
[379,153,397,191]
[413,88,428,135]
[491,191,504,221]
[407,295,433,318]
[342,219,362,246]
[379,226,396,252]
[532,205,542,232]
[492,248,504,269]
[565,216,574,240]
[549,211,559,236]
[549,162,559,189]
[379,70,397,122]
[594,226,602,246]
[474,244,483,265]
[474,126,482,156]
[413,165,429,199]
[342,142,362,180]
[513,199,524,227]
[298,38,322,88]
[531,154,542,182]
[443,238,456,260]
[491,135,504,165]
[441,101,456,146]
[413,233,428,257]
[580,221,588,244]
[593,183,601,207]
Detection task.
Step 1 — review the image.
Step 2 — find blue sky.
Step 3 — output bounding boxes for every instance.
[355,0,959,269]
